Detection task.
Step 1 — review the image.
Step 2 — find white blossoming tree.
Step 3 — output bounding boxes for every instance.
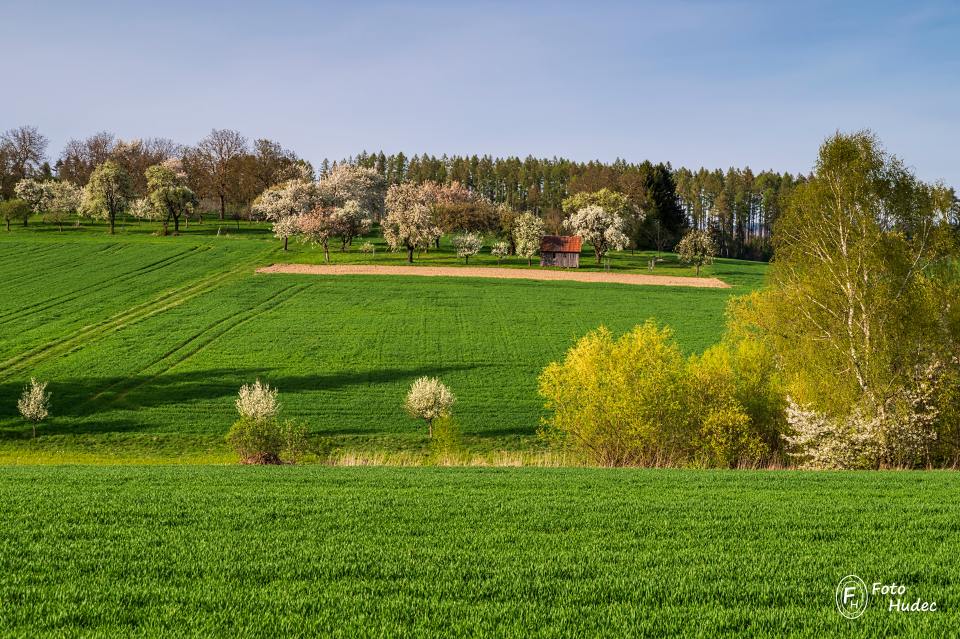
[564,204,628,265]
[14,179,49,227]
[333,200,372,250]
[676,229,717,276]
[382,200,441,263]
[490,241,510,265]
[272,215,301,249]
[235,379,280,422]
[513,212,546,266]
[452,232,483,264]
[15,179,80,231]
[252,179,322,250]
[82,160,133,234]
[404,377,456,437]
[45,181,81,231]
[317,163,387,221]
[297,206,342,263]
[18,378,51,438]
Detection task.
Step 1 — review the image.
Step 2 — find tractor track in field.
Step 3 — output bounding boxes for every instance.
[83,283,309,408]
[0,246,211,324]
[0,255,266,382]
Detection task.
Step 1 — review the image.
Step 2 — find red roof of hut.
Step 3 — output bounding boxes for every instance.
[540,235,582,252]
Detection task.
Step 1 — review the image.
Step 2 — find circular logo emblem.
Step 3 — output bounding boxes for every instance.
[836,575,869,619]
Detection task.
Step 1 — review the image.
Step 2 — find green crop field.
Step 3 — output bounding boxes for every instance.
[0,223,767,462]
[0,466,955,637]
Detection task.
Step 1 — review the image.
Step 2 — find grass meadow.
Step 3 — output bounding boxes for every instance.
[0,221,764,462]
[1,466,957,637]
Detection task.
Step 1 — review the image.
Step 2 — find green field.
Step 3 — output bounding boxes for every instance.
[0,222,766,462]
[0,466,955,637]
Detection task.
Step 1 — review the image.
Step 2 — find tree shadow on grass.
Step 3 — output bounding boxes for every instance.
[0,363,484,439]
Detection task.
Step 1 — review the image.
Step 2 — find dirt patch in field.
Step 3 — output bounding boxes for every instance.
[256,264,731,289]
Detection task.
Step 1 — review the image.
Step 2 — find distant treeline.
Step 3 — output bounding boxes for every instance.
[1,124,805,259]
[338,152,806,260]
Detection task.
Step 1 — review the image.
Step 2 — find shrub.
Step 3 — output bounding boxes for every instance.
[539,323,783,467]
[429,414,462,461]
[226,417,307,465]
[228,379,305,464]
[360,242,376,255]
[538,322,688,466]
[405,377,455,437]
[17,378,51,438]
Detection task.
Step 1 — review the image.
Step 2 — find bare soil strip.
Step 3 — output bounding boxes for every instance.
[256,263,731,288]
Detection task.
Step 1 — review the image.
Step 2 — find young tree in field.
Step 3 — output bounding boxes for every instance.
[383,185,442,263]
[145,162,198,235]
[252,179,321,250]
[405,377,455,437]
[18,378,51,439]
[297,206,342,263]
[452,232,483,264]
[513,211,545,266]
[333,200,372,250]
[83,160,133,234]
[44,181,81,231]
[0,199,30,232]
[564,205,629,265]
[272,215,301,250]
[490,241,509,265]
[191,129,248,220]
[14,179,47,226]
[732,131,960,468]
[676,229,717,276]
[128,197,161,223]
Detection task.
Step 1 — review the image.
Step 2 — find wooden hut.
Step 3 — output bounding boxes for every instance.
[540,235,582,268]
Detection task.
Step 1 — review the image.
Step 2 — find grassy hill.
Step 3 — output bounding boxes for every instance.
[0,222,767,462]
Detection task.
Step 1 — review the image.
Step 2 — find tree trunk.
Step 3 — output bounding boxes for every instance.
[219,193,226,220]
[283,236,289,251]
[58,221,63,232]
[407,245,414,263]
[23,215,28,227]
[174,214,180,234]
[428,420,433,438]
[324,242,330,264]
[696,263,701,276]
[109,212,115,235]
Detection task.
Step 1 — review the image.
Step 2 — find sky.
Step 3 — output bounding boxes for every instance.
[2,0,958,185]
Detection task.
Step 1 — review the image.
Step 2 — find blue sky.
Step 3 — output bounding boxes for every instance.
[2,0,958,185]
